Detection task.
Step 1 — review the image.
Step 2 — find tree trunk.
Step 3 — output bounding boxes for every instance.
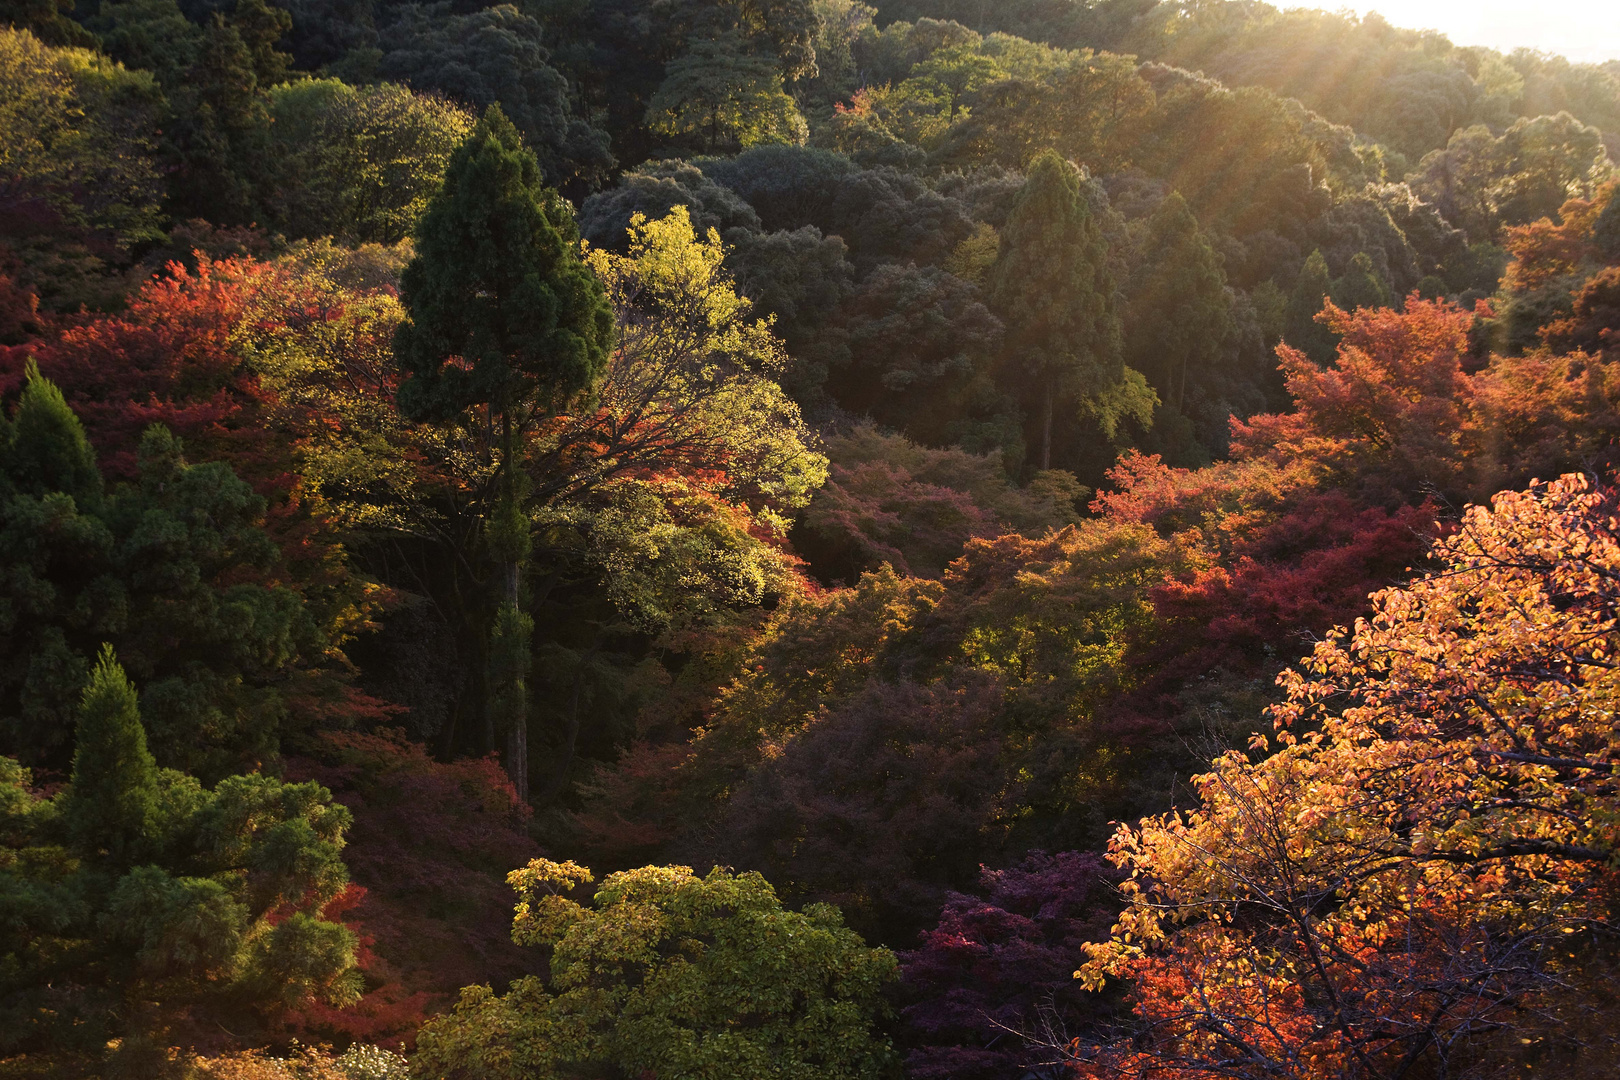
[1041,375,1054,471]
[487,420,532,804]
[499,561,527,804]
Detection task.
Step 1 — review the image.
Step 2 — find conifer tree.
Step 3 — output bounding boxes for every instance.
[1332,250,1393,312]
[989,151,1141,470]
[61,645,156,866]
[4,359,102,508]
[1283,248,1338,365]
[0,648,359,1075]
[395,105,614,800]
[1125,192,1233,421]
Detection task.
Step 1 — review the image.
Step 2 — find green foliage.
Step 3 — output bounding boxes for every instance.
[88,0,202,87]
[3,360,103,508]
[0,398,324,778]
[1123,191,1234,459]
[162,4,273,224]
[0,650,357,1067]
[0,27,166,250]
[395,105,614,426]
[1283,249,1337,364]
[411,860,899,1080]
[647,32,809,154]
[1331,249,1393,311]
[376,4,612,190]
[60,646,157,864]
[0,0,97,47]
[989,150,1149,468]
[229,0,290,87]
[1410,112,1614,241]
[933,48,1153,173]
[266,79,474,244]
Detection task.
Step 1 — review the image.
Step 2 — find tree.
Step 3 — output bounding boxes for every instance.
[1330,249,1392,311]
[831,262,1008,450]
[794,424,1082,582]
[0,647,359,1074]
[163,2,275,225]
[989,150,1150,470]
[1123,191,1234,457]
[0,27,166,307]
[394,105,614,801]
[877,43,1005,146]
[577,158,762,250]
[265,78,475,245]
[1078,472,1620,1079]
[934,50,1154,173]
[646,32,808,153]
[0,371,336,779]
[694,146,977,268]
[899,851,1120,1080]
[410,861,899,1080]
[281,731,542,1048]
[1281,249,1336,365]
[0,0,97,47]
[376,4,613,192]
[685,520,1183,940]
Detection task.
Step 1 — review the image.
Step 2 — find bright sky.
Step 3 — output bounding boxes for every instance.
[1301,0,1620,65]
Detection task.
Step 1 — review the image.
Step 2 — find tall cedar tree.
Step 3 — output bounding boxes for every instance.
[1283,248,1337,364]
[989,151,1129,470]
[1125,191,1233,422]
[394,106,614,802]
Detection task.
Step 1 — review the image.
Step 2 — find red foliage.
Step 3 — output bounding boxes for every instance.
[1116,492,1436,728]
[282,731,544,1045]
[1499,189,1607,293]
[0,258,271,481]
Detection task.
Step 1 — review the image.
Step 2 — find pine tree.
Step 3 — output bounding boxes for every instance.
[1283,249,1338,365]
[0,648,359,1074]
[395,105,614,801]
[61,645,157,867]
[4,359,103,508]
[989,151,1134,470]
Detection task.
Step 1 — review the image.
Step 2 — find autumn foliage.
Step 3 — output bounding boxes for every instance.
[1078,473,1620,1079]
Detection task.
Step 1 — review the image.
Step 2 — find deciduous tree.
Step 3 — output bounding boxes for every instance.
[411,861,899,1080]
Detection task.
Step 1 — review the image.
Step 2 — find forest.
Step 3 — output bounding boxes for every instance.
[1,0,1618,1075]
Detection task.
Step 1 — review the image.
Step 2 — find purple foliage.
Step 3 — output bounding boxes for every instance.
[899,851,1121,1080]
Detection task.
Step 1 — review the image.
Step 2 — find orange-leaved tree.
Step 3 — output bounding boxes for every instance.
[1078,472,1620,1080]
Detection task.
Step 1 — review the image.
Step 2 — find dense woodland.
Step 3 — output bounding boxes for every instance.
[1,0,1619,1076]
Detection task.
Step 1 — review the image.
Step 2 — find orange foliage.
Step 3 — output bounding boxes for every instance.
[1077,474,1620,1079]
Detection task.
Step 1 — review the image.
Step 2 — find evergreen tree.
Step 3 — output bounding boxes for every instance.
[1332,250,1393,311]
[60,646,156,866]
[3,359,102,508]
[164,3,272,222]
[989,151,1143,470]
[1283,248,1338,365]
[0,649,359,1075]
[0,402,324,779]
[1124,192,1233,426]
[395,105,614,801]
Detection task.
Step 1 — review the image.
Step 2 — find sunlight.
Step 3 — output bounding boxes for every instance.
[1317,0,1620,64]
